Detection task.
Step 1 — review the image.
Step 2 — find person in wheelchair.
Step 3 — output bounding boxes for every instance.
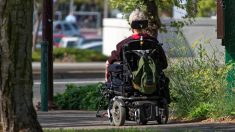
[96,9,171,126]
[105,9,170,104]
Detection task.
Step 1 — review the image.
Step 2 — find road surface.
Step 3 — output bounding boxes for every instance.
[32,62,105,80]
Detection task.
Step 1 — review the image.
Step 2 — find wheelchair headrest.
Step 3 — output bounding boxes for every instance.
[126,39,155,44]
[123,39,157,51]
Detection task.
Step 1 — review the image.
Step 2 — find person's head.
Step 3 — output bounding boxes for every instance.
[129,9,148,34]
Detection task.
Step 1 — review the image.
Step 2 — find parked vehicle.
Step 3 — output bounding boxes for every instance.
[35,34,65,49]
[75,37,102,47]
[59,37,82,48]
[79,41,102,52]
[80,38,102,46]
[37,21,81,37]
[53,34,64,48]
[53,21,80,36]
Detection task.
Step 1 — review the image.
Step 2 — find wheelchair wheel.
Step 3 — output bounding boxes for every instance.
[111,99,126,126]
[108,118,115,126]
[157,103,169,124]
[136,109,148,125]
[108,109,115,126]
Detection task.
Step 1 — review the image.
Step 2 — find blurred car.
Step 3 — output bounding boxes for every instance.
[37,21,81,37]
[75,37,102,47]
[53,21,80,36]
[53,34,64,48]
[35,34,64,49]
[36,36,81,49]
[59,37,82,48]
[80,38,102,46]
[79,41,102,52]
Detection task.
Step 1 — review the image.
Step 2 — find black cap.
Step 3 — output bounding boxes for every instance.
[131,20,148,29]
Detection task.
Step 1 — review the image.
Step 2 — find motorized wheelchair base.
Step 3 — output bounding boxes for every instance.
[107,96,168,126]
[96,89,169,126]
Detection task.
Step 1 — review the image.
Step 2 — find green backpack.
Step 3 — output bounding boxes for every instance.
[132,50,159,95]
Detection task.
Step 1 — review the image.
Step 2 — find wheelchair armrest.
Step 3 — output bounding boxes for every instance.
[108,64,123,72]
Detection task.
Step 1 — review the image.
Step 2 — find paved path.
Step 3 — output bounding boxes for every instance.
[38,111,107,129]
[37,110,235,131]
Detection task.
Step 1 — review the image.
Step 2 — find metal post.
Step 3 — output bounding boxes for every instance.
[40,42,48,111]
[224,0,235,94]
[217,0,224,39]
[42,0,53,109]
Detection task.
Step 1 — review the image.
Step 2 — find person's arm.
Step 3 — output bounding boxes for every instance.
[107,37,131,64]
[105,44,121,82]
[105,46,121,81]
[105,37,131,81]
[107,50,118,64]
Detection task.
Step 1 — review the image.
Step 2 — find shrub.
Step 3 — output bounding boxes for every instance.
[32,50,41,61]
[54,83,107,110]
[189,103,212,119]
[32,48,108,62]
[168,39,235,119]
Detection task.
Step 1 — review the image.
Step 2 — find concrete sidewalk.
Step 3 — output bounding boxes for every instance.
[37,110,160,129]
[37,110,235,130]
[37,110,108,129]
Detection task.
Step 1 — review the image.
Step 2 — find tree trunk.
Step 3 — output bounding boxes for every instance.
[0,0,43,131]
[144,0,161,38]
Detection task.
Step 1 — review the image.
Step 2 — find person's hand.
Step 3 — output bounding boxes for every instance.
[105,61,110,82]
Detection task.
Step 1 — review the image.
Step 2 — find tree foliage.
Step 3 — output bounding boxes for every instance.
[110,0,197,36]
[110,0,198,17]
[197,0,216,17]
[55,0,104,12]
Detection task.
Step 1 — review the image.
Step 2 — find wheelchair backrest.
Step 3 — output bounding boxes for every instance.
[122,39,159,71]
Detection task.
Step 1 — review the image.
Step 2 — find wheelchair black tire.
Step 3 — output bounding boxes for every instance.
[136,109,148,125]
[108,110,115,126]
[157,103,169,124]
[111,100,126,126]
[108,119,115,126]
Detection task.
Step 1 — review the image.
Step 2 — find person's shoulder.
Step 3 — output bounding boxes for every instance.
[117,36,132,45]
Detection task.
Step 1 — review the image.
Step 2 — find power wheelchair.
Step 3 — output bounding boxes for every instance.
[97,39,169,126]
